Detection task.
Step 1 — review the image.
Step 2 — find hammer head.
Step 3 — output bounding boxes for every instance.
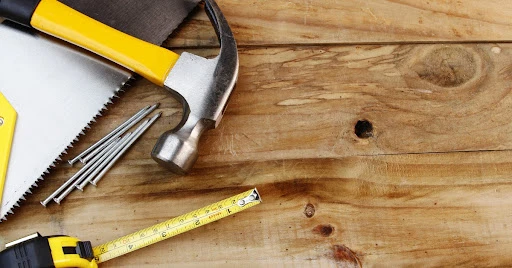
[151,0,239,174]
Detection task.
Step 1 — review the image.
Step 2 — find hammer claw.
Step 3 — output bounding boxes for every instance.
[151,0,239,173]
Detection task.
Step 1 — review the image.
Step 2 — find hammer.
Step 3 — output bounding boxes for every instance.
[0,0,239,174]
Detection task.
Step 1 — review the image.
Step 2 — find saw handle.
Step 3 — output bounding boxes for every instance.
[0,0,180,86]
[0,0,40,26]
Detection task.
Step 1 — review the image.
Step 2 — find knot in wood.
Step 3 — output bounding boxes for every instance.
[333,245,361,268]
[313,224,335,237]
[412,47,476,87]
[304,203,315,218]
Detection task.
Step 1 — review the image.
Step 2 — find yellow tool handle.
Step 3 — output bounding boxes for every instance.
[30,0,180,86]
[0,92,17,206]
[93,189,262,263]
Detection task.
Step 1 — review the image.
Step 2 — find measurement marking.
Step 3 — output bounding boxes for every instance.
[94,189,261,263]
[101,203,239,254]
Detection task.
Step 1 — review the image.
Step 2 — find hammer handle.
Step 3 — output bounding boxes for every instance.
[2,0,180,86]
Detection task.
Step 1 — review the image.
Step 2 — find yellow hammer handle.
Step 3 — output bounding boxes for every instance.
[30,0,180,86]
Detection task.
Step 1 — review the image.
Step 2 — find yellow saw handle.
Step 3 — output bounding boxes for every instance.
[0,92,17,206]
[30,0,180,86]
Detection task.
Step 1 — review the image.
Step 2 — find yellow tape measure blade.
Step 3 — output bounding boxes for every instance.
[93,188,262,263]
[0,92,17,205]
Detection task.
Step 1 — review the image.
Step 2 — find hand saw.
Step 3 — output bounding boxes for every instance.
[0,0,200,220]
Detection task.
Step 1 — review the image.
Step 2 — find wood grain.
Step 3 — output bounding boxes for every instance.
[167,0,512,47]
[1,150,512,267]
[201,44,512,164]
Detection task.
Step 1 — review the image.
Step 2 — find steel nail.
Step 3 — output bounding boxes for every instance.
[77,104,159,164]
[67,105,149,165]
[40,137,122,207]
[73,133,135,191]
[80,137,118,164]
[92,113,161,186]
[68,104,159,165]
[53,134,133,204]
[77,119,151,190]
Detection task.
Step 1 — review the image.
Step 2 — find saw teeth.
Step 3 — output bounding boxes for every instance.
[1,80,131,222]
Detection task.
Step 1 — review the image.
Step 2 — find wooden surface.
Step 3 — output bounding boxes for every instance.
[2,1,512,267]
[167,0,512,47]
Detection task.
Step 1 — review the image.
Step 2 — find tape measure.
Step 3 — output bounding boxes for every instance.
[94,188,261,263]
[1,188,261,267]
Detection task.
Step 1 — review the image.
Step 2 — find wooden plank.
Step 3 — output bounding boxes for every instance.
[1,150,512,267]
[167,0,512,47]
[191,43,511,164]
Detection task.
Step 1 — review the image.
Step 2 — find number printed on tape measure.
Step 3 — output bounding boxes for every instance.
[93,189,261,263]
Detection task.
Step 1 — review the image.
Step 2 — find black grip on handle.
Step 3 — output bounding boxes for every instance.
[0,0,41,27]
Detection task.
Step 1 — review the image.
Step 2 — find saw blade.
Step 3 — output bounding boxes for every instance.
[0,23,132,220]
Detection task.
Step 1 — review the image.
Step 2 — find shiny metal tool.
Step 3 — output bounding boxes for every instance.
[53,134,133,204]
[88,113,162,187]
[0,0,239,175]
[69,104,159,165]
[40,137,122,207]
[67,105,149,165]
[150,1,239,174]
[48,112,160,204]
[73,122,147,191]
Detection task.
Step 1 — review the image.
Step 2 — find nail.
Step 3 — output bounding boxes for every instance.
[73,133,134,191]
[78,104,159,164]
[80,137,118,164]
[68,104,159,165]
[92,113,161,186]
[40,137,122,207]
[53,134,133,204]
[77,119,151,190]
[67,105,149,165]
